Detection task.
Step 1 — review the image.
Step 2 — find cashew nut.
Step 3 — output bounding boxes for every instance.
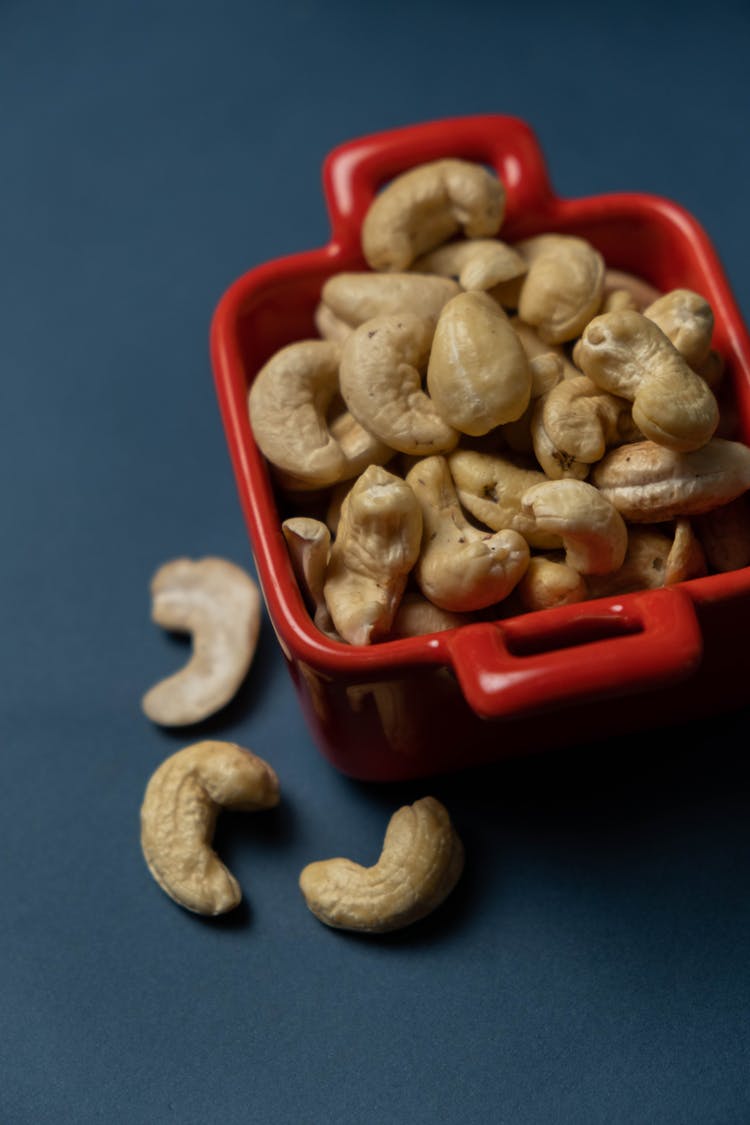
[531,374,640,480]
[142,557,261,727]
[282,517,335,634]
[521,479,628,574]
[694,495,750,572]
[643,288,714,368]
[388,591,468,638]
[426,291,532,436]
[406,455,530,611]
[447,447,562,549]
[575,309,719,453]
[591,438,750,522]
[515,234,605,344]
[361,159,505,272]
[339,313,458,455]
[500,352,564,456]
[314,301,352,343]
[298,796,464,933]
[510,316,581,380]
[248,339,349,489]
[321,271,460,327]
[322,464,423,644]
[412,237,526,292]
[602,268,662,311]
[140,740,280,915]
[586,520,706,598]
[516,554,588,611]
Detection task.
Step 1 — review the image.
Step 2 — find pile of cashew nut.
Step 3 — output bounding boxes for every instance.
[248,157,750,643]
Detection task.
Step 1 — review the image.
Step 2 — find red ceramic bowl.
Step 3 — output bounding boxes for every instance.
[210,114,750,781]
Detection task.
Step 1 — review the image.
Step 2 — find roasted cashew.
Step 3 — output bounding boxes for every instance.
[361,159,505,272]
[591,438,750,522]
[298,796,464,933]
[323,464,423,645]
[248,339,352,489]
[575,309,719,453]
[521,479,628,574]
[516,554,588,611]
[282,517,335,634]
[643,288,714,369]
[426,291,532,436]
[140,740,280,916]
[142,557,261,727]
[515,234,605,344]
[447,447,562,549]
[339,313,458,455]
[532,374,640,480]
[406,455,530,612]
[321,271,460,327]
[411,237,526,292]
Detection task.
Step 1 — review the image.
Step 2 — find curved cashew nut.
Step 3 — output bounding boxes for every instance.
[412,237,526,292]
[501,352,564,456]
[532,374,640,479]
[299,796,464,933]
[516,234,605,344]
[575,309,719,453]
[314,301,352,343]
[602,268,662,312]
[510,316,582,380]
[643,288,714,368]
[322,464,423,645]
[591,438,750,522]
[339,313,458,455]
[426,291,532,436]
[248,339,348,489]
[517,554,588,612]
[140,740,280,915]
[586,520,707,598]
[521,479,628,574]
[282,517,335,634]
[447,448,562,549]
[321,271,460,327]
[406,455,530,612]
[142,557,261,727]
[361,158,505,272]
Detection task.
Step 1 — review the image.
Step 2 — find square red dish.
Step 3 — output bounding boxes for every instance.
[210,114,750,781]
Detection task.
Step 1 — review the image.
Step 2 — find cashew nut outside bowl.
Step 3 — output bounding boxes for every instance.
[141,740,280,915]
[142,557,262,727]
[299,797,464,933]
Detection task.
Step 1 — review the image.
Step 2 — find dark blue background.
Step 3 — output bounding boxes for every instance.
[3,2,750,1122]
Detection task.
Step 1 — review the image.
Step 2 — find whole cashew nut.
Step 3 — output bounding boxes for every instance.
[516,554,588,611]
[643,288,714,369]
[426,291,532,436]
[521,478,628,575]
[516,234,606,344]
[412,237,526,292]
[575,309,719,453]
[299,796,464,933]
[140,740,280,915]
[406,455,530,612]
[142,557,261,727]
[321,271,460,327]
[361,159,505,272]
[531,374,640,479]
[339,313,458,455]
[322,464,423,645]
[586,520,707,599]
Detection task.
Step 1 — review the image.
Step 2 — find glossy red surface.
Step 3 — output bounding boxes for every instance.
[210,115,750,780]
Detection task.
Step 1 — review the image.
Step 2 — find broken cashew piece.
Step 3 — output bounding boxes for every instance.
[142,557,261,727]
[339,313,458,455]
[516,234,605,344]
[299,796,464,933]
[140,740,280,916]
[361,158,505,272]
[575,309,719,453]
[521,479,628,575]
[406,455,530,612]
[322,464,423,644]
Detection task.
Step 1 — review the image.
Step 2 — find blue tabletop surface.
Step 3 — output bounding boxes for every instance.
[3,2,750,1122]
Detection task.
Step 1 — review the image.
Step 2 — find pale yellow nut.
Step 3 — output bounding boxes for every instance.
[426,291,532,436]
[591,438,750,523]
[533,374,640,479]
[361,159,505,272]
[510,316,581,380]
[516,233,605,344]
[282,517,334,634]
[322,464,423,645]
[142,557,261,727]
[586,522,706,598]
[388,591,467,638]
[411,237,526,291]
[321,271,460,327]
[406,455,530,612]
[313,301,352,343]
[299,797,464,933]
[601,268,662,312]
[521,478,628,575]
[643,288,714,369]
[140,740,280,916]
[517,554,588,611]
[575,309,719,453]
[339,313,458,456]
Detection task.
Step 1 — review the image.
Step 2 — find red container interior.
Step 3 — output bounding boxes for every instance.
[210,115,750,780]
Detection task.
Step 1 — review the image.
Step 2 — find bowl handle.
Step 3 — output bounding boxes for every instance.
[321,113,557,255]
[444,587,703,720]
